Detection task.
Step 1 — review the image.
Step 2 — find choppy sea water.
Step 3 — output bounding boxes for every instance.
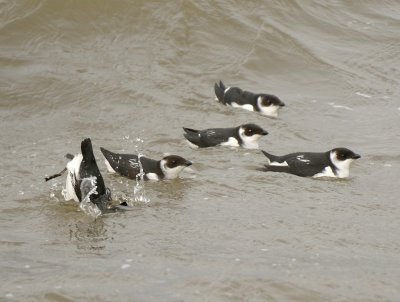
[1,1,399,301]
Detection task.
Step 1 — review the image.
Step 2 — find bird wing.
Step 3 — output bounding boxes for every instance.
[224,87,245,105]
[285,153,327,177]
[200,128,235,146]
[105,152,141,179]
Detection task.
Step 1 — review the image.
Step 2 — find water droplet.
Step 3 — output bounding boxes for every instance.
[133,153,150,204]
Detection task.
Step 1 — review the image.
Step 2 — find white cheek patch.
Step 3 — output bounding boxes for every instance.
[329,151,354,178]
[231,102,255,112]
[332,158,353,178]
[238,128,263,149]
[257,97,280,117]
[220,137,240,147]
[258,105,280,117]
[164,166,186,179]
[160,159,187,179]
[145,173,159,181]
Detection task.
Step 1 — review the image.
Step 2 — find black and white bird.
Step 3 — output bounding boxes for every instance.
[214,81,285,117]
[261,147,361,178]
[45,138,112,213]
[183,123,268,149]
[100,147,192,181]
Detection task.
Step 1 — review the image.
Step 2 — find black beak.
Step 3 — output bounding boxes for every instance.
[262,130,269,136]
[185,161,192,167]
[279,102,285,107]
[353,154,361,159]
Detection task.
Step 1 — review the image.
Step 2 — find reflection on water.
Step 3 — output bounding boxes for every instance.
[68,218,108,253]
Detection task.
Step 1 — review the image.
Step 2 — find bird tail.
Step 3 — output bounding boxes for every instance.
[183,127,200,145]
[81,138,96,161]
[214,80,226,104]
[261,150,280,165]
[100,147,114,159]
[99,147,119,173]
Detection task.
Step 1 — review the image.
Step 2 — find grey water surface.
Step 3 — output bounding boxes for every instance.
[1,1,399,301]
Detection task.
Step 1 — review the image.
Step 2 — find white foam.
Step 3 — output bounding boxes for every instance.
[330,103,353,111]
[356,92,372,98]
[79,182,102,219]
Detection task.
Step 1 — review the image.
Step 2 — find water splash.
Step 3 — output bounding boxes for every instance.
[122,134,150,205]
[79,178,102,219]
[132,153,150,204]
